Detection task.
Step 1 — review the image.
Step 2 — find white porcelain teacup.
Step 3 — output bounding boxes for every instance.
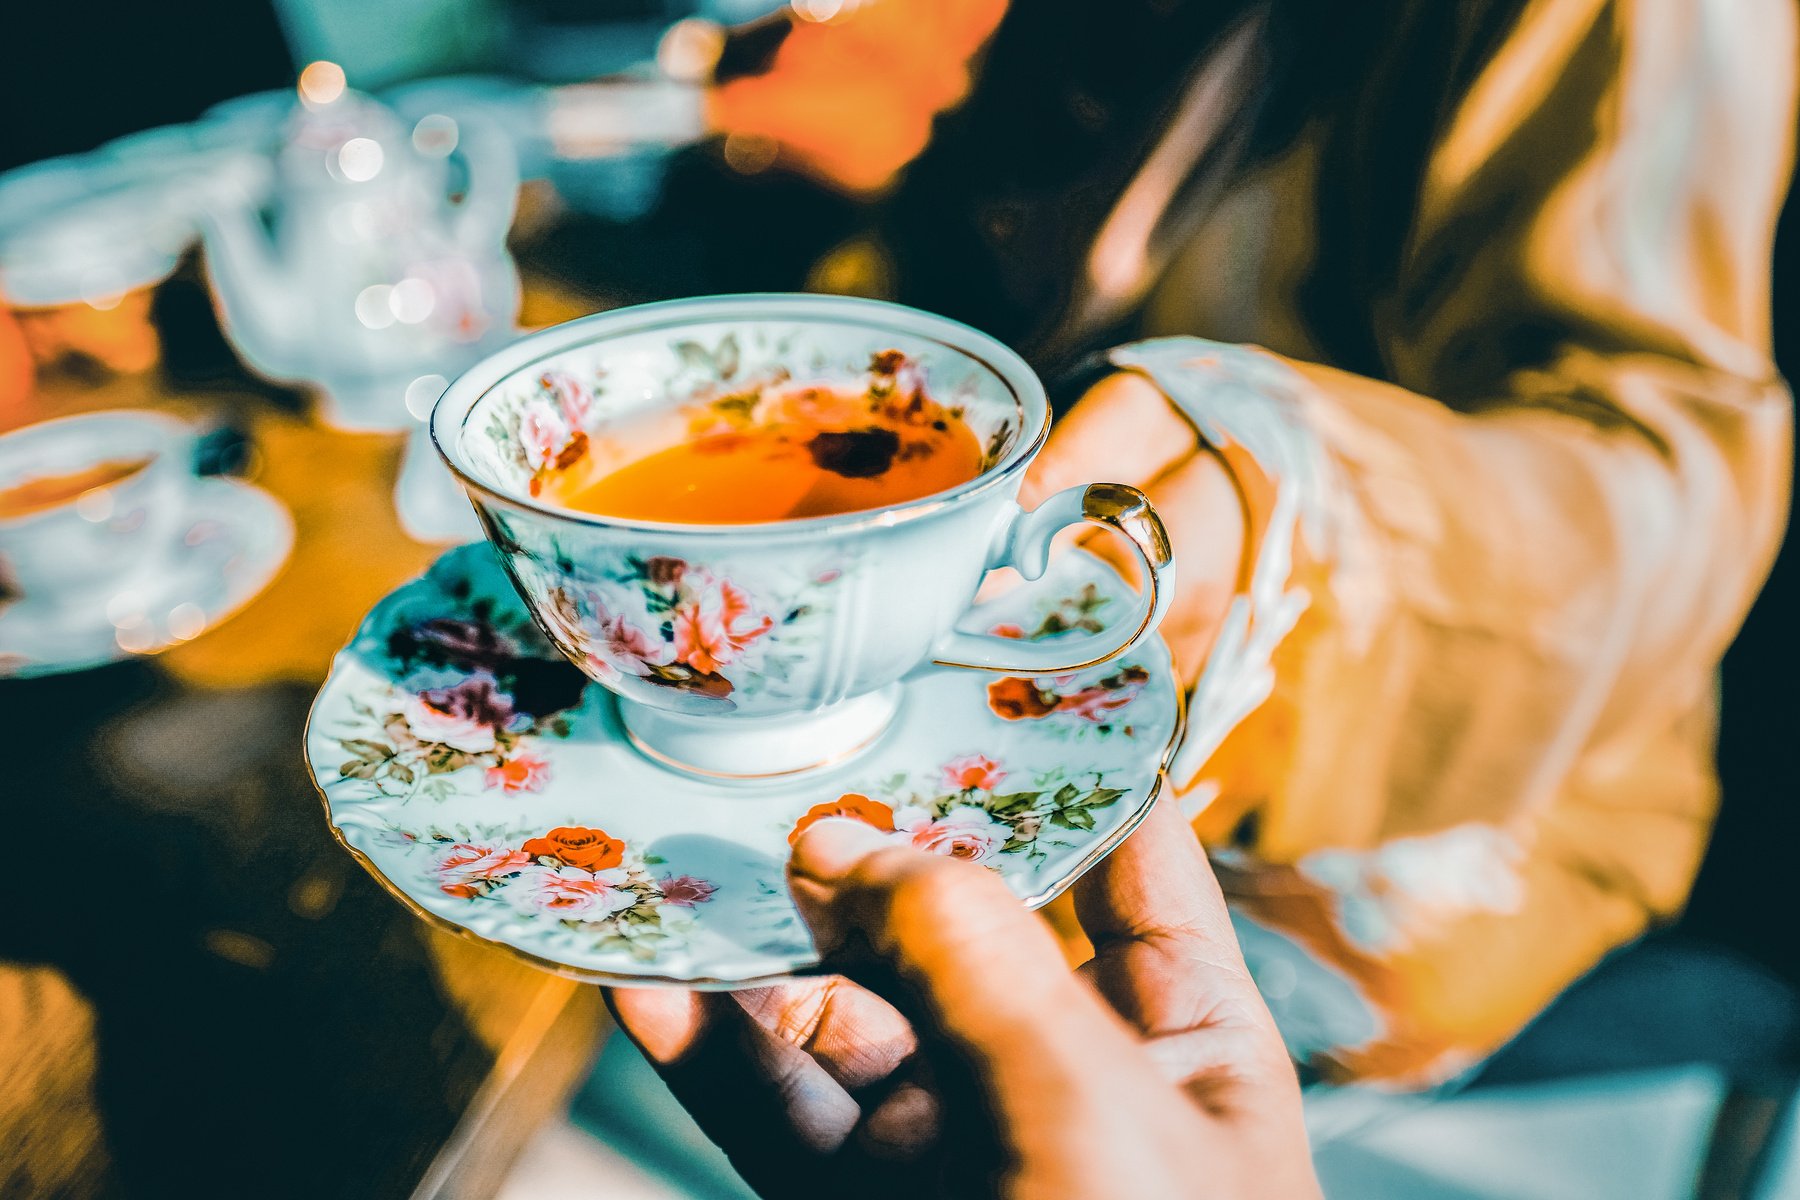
[431,294,1173,778]
[0,410,195,614]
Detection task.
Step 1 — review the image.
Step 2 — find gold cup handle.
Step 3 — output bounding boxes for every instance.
[932,482,1175,673]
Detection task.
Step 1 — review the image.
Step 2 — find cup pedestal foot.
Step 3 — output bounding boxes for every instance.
[617,686,901,781]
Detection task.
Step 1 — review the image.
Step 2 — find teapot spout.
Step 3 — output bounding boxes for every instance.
[448,114,520,251]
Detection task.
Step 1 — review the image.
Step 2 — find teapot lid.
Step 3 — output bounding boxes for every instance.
[279,87,417,188]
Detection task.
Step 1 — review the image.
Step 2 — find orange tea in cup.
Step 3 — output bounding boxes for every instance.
[0,455,152,519]
[543,358,984,524]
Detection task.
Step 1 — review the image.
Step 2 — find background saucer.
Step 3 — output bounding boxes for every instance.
[307,542,1182,988]
[0,477,294,678]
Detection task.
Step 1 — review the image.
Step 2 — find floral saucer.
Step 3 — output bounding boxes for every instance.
[306,543,1182,988]
[0,477,293,680]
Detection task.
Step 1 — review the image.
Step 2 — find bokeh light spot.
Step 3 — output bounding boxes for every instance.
[298,61,346,108]
[412,114,459,158]
[337,138,384,182]
[389,277,435,325]
[355,285,395,329]
[722,133,779,175]
[405,375,449,421]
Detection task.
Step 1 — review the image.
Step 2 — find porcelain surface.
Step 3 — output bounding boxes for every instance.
[0,410,193,611]
[430,296,1173,772]
[201,87,520,430]
[307,542,1181,987]
[0,477,293,679]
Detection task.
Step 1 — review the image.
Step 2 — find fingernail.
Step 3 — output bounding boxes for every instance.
[789,818,894,884]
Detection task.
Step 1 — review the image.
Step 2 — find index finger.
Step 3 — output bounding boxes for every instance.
[1073,789,1258,1028]
[1076,787,1238,946]
[1020,370,1199,509]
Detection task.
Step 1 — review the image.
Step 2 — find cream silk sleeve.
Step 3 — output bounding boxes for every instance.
[1117,0,1797,1084]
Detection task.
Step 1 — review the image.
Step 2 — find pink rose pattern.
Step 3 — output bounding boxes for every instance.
[657,874,720,908]
[895,804,1011,865]
[547,556,811,704]
[812,756,1128,869]
[401,672,517,753]
[509,865,637,919]
[671,575,774,675]
[412,824,720,959]
[518,399,573,472]
[538,370,592,425]
[941,753,1007,792]
[434,843,533,898]
[569,607,674,684]
[496,368,598,490]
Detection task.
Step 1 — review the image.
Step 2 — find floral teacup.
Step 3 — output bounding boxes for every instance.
[431,294,1173,778]
[0,410,195,613]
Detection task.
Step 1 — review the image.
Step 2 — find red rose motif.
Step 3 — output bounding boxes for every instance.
[522,826,626,871]
[485,754,551,793]
[989,622,1025,640]
[671,576,774,675]
[788,793,897,846]
[941,753,1007,792]
[986,676,1057,721]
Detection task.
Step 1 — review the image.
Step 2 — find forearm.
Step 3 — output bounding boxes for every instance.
[1116,335,1786,1082]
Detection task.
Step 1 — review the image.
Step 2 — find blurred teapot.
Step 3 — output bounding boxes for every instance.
[200,82,520,429]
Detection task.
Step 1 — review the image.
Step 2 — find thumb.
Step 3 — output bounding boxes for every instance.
[787,820,1128,1063]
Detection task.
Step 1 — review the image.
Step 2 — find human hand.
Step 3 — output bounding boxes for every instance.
[1023,370,1246,676]
[606,795,1319,1199]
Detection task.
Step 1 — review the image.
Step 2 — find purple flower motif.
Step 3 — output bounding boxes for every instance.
[410,617,517,669]
[657,874,719,908]
[403,672,519,752]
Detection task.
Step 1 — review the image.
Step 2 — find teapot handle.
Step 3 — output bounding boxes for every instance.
[450,112,520,248]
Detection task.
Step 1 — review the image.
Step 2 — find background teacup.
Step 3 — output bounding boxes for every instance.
[432,294,1173,778]
[0,410,195,613]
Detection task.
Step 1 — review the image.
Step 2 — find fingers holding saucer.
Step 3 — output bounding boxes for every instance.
[606,986,862,1160]
[1022,371,1199,509]
[1073,793,1260,1035]
[732,976,918,1092]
